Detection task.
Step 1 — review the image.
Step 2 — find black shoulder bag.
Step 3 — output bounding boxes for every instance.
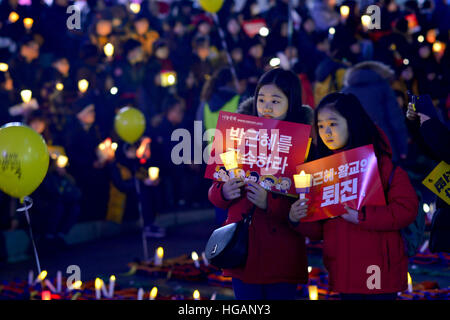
[205,205,255,269]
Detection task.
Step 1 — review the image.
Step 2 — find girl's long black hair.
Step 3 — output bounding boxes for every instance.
[313,92,390,159]
[252,68,303,123]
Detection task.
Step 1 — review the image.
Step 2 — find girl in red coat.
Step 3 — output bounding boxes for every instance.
[289,92,418,300]
[208,68,314,300]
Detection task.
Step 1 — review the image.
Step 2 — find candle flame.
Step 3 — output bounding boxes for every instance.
[340,5,350,17]
[150,287,158,299]
[95,278,103,290]
[129,3,141,14]
[308,285,318,300]
[191,251,199,261]
[72,281,82,290]
[407,272,412,285]
[148,167,159,181]
[0,63,9,72]
[23,17,34,29]
[38,270,48,281]
[78,79,89,93]
[156,247,164,259]
[8,11,19,23]
[55,82,64,91]
[110,275,116,282]
[193,290,200,300]
[20,89,32,103]
[56,155,68,168]
[361,15,371,28]
[104,43,114,57]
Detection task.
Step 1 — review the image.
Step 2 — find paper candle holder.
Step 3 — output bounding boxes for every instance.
[293,170,312,196]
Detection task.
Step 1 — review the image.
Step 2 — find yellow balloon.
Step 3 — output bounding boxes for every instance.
[114,107,146,144]
[199,0,224,13]
[0,123,49,200]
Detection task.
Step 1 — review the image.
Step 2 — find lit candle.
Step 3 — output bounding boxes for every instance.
[154,247,164,266]
[160,71,177,87]
[56,155,68,168]
[191,251,200,268]
[308,266,312,273]
[432,41,445,54]
[129,2,141,14]
[94,278,102,300]
[149,287,158,300]
[108,275,116,298]
[137,288,144,300]
[340,5,350,19]
[0,62,8,72]
[148,167,160,181]
[69,280,82,291]
[36,270,48,285]
[104,43,114,58]
[8,11,19,24]
[55,82,64,91]
[308,285,318,300]
[220,151,240,178]
[210,292,217,300]
[20,89,32,103]
[361,15,371,30]
[407,272,413,293]
[78,79,89,93]
[23,17,34,30]
[42,290,52,300]
[193,290,200,300]
[201,251,209,267]
[293,170,312,199]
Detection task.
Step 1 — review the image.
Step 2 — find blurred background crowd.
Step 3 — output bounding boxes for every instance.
[0,0,448,253]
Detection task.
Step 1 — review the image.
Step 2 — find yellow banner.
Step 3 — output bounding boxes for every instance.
[422,161,450,205]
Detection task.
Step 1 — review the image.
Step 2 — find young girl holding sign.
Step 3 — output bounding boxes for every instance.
[208,68,314,300]
[289,92,418,300]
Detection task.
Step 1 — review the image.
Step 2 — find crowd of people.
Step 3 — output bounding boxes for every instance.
[0,0,449,253]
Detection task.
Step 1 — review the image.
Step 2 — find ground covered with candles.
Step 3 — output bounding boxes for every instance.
[0,218,449,300]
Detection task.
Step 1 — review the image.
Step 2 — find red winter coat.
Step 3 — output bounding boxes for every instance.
[208,181,309,285]
[292,137,419,294]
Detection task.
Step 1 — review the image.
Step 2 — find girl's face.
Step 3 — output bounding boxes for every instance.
[257,84,289,120]
[317,108,349,150]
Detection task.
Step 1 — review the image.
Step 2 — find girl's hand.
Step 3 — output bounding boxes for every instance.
[341,205,359,224]
[289,198,309,223]
[246,182,267,210]
[222,178,245,200]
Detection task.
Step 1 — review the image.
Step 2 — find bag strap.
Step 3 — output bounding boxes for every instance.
[243,205,256,224]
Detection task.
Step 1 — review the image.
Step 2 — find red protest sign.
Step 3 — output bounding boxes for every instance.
[296,145,386,222]
[204,111,311,196]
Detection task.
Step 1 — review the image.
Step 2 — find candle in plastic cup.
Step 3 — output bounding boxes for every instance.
[78,79,89,93]
[193,290,200,300]
[56,155,68,168]
[220,151,239,171]
[149,287,158,300]
[20,89,32,103]
[340,5,350,19]
[23,17,34,30]
[0,63,8,72]
[8,12,19,23]
[148,167,159,181]
[104,43,114,57]
[308,285,318,300]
